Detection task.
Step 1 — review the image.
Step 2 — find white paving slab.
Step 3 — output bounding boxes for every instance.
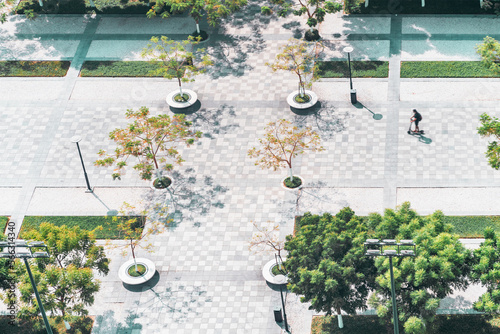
[96,16,196,34]
[0,79,66,100]
[0,15,88,36]
[397,187,500,215]
[70,79,180,101]
[0,187,21,215]
[322,15,391,35]
[401,40,483,61]
[315,80,388,102]
[402,17,500,35]
[400,80,500,101]
[86,40,151,60]
[26,187,151,215]
[0,39,79,60]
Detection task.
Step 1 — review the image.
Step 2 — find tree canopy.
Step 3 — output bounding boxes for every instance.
[471,228,500,314]
[477,112,500,170]
[367,203,472,332]
[95,106,202,180]
[476,36,500,73]
[248,119,323,180]
[284,208,376,316]
[7,223,109,319]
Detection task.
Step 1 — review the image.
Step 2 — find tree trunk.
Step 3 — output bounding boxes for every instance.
[178,77,183,96]
[288,166,293,182]
[337,314,344,328]
[196,21,200,34]
[131,243,138,272]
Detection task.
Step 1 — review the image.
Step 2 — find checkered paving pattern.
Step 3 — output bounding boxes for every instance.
[3,11,500,334]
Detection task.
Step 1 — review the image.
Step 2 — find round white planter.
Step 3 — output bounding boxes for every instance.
[118,258,156,285]
[262,258,288,285]
[166,89,198,108]
[286,90,318,109]
[150,175,173,191]
[281,175,304,191]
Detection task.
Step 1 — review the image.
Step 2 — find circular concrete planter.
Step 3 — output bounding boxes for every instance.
[281,175,303,191]
[150,175,173,191]
[262,258,288,285]
[166,89,198,108]
[118,258,156,285]
[286,90,318,109]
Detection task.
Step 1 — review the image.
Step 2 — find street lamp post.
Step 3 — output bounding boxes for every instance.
[364,239,416,334]
[0,240,53,334]
[274,274,290,333]
[71,136,93,193]
[343,46,357,104]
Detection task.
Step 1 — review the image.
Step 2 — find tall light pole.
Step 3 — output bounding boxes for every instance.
[71,136,93,193]
[274,274,290,333]
[343,46,357,104]
[364,239,416,334]
[0,240,53,334]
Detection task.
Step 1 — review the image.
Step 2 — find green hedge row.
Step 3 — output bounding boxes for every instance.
[295,215,500,238]
[401,61,500,78]
[15,0,159,15]
[0,61,70,77]
[316,61,389,78]
[21,216,144,239]
[80,61,164,77]
[0,217,8,234]
[312,314,500,334]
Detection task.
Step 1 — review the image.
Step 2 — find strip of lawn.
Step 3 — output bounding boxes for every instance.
[21,216,145,239]
[295,215,500,238]
[0,315,93,334]
[80,61,164,77]
[317,61,389,78]
[312,314,500,334]
[16,0,158,15]
[0,217,8,234]
[401,61,500,78]
[354,0,492,14]
[0,61,70,77]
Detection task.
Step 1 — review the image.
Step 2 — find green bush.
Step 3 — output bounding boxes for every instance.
[400,61,500,78]
[21,216,145,239]
[284,176,302,188]
[261,5,272,15]
[15,0,156,15]
[317,61,389,78]
[444,216,500,238]
[0,61,70,77]
[80,61,164,77]
[0,315,93,334]
[311,314,500,334]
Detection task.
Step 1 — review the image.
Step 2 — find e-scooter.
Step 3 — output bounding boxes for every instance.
[407,122,424,135]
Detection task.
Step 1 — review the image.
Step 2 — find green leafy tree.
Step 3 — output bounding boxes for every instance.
[141,36,212,99]
[277,0,342,39]
[4,223,109,320]
[477,112,500,170]
[147,0,247,35]
[284,209,377,328]
[266,38,322,98]
[476,36,500,73]
[248,119,323,182]
[367,202,472,332]
[471,228,500,314]
[95,106,202,181]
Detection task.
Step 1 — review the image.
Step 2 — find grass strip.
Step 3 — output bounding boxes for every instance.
[316,61,389,78]
[0,61,70,77]
[80,61,164,77]
[401,61,500,78]
[0,217,8,234]
[0,315,93,334]
[21,216,144,239]
[312,314,500,334]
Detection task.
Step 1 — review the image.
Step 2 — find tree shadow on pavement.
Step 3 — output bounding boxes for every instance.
[188,103,239,139]
[139,283,212,323]
[292,101,354,140]
[205,34,255,78]
[92,309,142,334]
[151,168,228,229]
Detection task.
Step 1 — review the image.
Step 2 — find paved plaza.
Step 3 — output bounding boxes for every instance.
[1,6,500,333]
